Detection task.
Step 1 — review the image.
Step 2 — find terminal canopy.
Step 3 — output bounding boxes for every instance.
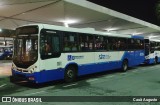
[0,0,160,39]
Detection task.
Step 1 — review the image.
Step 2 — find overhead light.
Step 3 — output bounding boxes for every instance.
[20,12,26,15]
[104,28,119,32]
[62,20,78,27]
[62,20,77,24]
[64,23,69,27]
[57,19,79,27]
[132,32,143,36]
[148,35,159,39]
[0,29,2,32]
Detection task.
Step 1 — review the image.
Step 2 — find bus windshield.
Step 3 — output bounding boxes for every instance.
[13,26,38,68]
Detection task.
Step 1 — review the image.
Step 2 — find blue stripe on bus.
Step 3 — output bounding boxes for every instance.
[12,68,65,83]
[150,59,155,64]
[12,50,145,83]
[144,57,160,64]
[78,61,121,76]
[144,58,154,64]
[12,61,122,83]
[131,35,144,40]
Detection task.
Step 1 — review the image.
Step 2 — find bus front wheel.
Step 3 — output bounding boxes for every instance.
[121,60,128,72]
[64,66,77,82]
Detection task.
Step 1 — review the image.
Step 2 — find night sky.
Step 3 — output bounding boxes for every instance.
[87,0,160,26]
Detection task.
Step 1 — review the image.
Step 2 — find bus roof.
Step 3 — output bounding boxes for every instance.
[17,24,144,39]
[42,24,131,38]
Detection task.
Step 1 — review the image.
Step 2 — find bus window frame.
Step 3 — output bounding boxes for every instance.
[40,29,62,60]
[62,31,79,52]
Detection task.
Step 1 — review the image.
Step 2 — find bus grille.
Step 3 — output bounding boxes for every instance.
[17,68,29,73]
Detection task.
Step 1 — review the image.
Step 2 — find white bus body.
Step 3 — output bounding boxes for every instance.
[11,24,145,83]
[144,38,160,64]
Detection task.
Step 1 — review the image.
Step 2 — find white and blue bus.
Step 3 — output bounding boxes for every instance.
[11,24,145,83]
[144,38,160,64]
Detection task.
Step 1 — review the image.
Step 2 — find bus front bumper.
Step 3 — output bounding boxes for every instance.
[11,69,38,83]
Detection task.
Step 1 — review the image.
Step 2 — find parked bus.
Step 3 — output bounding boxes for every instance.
[0,45,13,60]
[144,38,160,64]
[11,24,145,83]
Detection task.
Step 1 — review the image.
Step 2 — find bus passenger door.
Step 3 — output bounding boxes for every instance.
[39,29,62,82]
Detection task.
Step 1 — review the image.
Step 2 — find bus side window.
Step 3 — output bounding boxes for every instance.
[127,38,135,50]
[63,32,78,52]
[40,29,61,59]
[51,36,60,54]
[108,37,118,51]
[45,35,52,55]
[118,38,127,50]
[71,43,77,51]
[79,34,94,52]
[64,42,71,51]
[45,42,51,53]
[95,35,105,51]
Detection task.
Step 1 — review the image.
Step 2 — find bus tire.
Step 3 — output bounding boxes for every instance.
[121,60,128,72]
[64,66,77,83]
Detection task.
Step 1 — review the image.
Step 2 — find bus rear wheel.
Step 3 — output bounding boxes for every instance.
[64,66,77,83]
[121,60,128,72]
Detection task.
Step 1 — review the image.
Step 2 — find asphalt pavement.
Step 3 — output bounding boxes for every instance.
[0,61,160,105]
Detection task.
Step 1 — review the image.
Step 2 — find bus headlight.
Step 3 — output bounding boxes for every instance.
[28,65,37,73]
[30,70,33,73]
[12,63,16,70]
